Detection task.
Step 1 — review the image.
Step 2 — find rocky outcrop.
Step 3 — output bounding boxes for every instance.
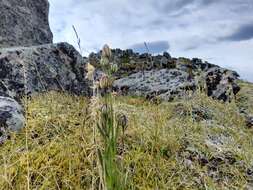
[0,0,54,138]
[0,96,24,143]
[89,49,176,78]
[0,0,53,48]
[0,42,89,138]
[205,67,240,102]
[0,42,90,101]
[114,69,195,101]
[89,49,240,102]
[0,0,243,141]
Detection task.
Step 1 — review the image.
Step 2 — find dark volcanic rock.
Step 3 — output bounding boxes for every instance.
[0,42,90,101]
[0,0,53,48]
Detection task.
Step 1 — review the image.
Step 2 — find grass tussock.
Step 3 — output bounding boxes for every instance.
[0,92,96,189]
[0,82,252,189]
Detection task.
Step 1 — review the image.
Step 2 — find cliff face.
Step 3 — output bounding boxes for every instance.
[0,0,53,48]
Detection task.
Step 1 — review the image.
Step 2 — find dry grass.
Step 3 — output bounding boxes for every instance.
[237,80,253,115]
[0,92,97,189]
[0,81,252,189]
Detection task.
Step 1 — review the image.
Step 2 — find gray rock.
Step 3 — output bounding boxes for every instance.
[238,108,253,128]
[0,96,25,143]
[113,69,196,101]
[0,0,53,48]
[0,42,90,101]
[173,103,214,122]
[246,115,253,128]
[205,68,240,102]
[205,133,234,151]
[0,96,24,131]
[113,66,240,102]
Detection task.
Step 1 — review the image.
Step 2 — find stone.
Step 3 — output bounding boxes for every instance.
[0,42,90,101]
[238,109,253,128]
[173,103,214,122]
[113,67,239,102]
[0,0,53,48]
[160,56,168,67]
[245,115,253,128]
[113,69,196,101]
[205,68,240,102]
[0,96,25,143]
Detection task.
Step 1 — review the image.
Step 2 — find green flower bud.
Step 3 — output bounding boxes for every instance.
[110,63,118,73]
[100,57,110,66]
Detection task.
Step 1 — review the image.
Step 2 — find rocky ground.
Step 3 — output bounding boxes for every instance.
[0,0,252,188]
[0,82,252,189]
[0,43,244,137]
[0,0,245,142]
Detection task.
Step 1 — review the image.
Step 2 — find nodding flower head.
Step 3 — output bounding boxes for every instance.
[102,44,112,59]
[99,74,110,89]
[117,113,128,132]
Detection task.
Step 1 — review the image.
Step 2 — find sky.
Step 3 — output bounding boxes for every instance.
[48,0,253,82]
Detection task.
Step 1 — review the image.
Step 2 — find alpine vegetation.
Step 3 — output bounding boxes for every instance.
[0,0,252,189]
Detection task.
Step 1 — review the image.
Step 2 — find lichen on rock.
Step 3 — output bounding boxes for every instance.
[0,0,53,48]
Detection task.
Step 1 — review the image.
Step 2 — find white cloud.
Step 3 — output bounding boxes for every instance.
[48,0,253,82]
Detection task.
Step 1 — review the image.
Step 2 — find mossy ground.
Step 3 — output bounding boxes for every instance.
[0,82,252,189]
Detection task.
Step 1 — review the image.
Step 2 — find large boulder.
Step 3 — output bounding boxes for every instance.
[0,42,91,139]
[0,42,90,101]
[114,69,196,101]
[113,67,240,102]
[0,0,53,48]
[0,96,25,143]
